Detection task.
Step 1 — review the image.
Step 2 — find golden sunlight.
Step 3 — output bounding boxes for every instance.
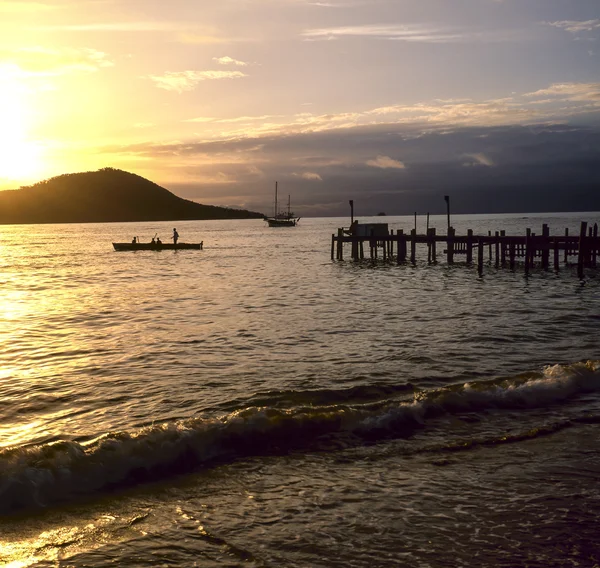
[0,67,44,182]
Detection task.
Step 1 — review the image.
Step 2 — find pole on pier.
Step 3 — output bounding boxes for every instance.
[509,241,516,269]
[431,228,437,263]
[447,227,455,264]
[541,224,550,270]
[352,237,359,260]
[444,195,450,232]
[466,229,473,264]
[500,230,506,266]
[564,228,569,264]
[410,229,416,264]
[331,234,335,260]
[495,231,500,268]
[336,228,344,261]
[477,238,484,275]
[593,223,598,268]
[397,229,406,264]
[525,228,531,275]
[578,221,588,279]
[349,200,354,224]
[553,237,560,272]
[427,228,432,263]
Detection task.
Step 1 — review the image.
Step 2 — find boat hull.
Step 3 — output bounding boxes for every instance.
[113,242,203,251]
[265,218,297,227]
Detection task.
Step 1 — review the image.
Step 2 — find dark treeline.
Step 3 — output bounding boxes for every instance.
[0,168,264,224]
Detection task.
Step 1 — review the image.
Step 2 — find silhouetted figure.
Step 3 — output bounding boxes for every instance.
[131,236,137,244]
[173,228,179,245]
[344,220,359,235]
[151,237,156,244]
[156,237,162,245]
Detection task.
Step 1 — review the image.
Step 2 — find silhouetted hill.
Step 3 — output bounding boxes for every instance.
[0,168,264,224]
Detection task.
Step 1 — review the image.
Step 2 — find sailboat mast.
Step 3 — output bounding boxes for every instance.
[275,181,278,217]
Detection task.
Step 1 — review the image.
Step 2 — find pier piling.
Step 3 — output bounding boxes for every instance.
[331,220,599,278]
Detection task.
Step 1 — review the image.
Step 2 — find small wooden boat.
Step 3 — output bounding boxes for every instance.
[113,241,203,251]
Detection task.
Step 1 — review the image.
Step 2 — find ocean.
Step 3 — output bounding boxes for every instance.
[0,212,599,568]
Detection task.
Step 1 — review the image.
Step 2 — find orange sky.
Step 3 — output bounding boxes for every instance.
[0,0,598,214]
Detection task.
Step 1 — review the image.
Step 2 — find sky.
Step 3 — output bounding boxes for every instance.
[0,0,599,216]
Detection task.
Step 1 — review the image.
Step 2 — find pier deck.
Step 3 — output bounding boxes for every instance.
[331,221,599,278]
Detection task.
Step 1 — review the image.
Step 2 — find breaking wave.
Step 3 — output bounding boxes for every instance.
[1,360,598,515]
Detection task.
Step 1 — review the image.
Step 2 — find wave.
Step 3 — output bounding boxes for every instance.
[1,360,598,515]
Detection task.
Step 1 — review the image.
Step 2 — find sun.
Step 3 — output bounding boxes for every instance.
[0,67,44,183]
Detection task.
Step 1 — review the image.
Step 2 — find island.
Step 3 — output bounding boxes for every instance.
[0,168,264,224]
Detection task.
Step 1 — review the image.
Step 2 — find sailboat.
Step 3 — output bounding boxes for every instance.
[264,181,300,227]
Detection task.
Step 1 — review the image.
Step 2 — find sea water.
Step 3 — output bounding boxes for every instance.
[0,213,599,567]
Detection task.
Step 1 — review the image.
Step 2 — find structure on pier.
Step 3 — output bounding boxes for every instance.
[331,222,599,278]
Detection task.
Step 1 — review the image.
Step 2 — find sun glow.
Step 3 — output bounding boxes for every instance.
[0,66,45,183]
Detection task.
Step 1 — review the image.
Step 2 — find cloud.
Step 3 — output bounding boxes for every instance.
[147,70,246,93]
[293,171,323,180]
[0,46,113,77]
[102,122,600,216]
[545,20,600,34]
[213,56,248,66]
[524,82,600,103]
[367,156,405,169]
[302,24,518,43]
[463,153,494,167]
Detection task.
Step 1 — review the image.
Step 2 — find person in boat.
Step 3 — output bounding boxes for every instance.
[151,237,156,244]
[131,236,137,244]
[156,236,162,245]
[173,228,179,245]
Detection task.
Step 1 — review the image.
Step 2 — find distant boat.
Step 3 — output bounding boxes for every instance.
[377,212,386,216]
[264,182,299,227]
[113,241,203,251]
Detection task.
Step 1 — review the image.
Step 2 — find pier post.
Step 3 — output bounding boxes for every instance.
[525,228,531,275]
[410,229,416,264]
[427,228,432,263]
[488,230,492,261]
[431,228,437,263]
[578,221,588,279]
[466,229,473,264]
[447,227,455,264]
[495,231,500,268]
[509,241,516,269]
[593,224,598,268]
[397,230,406,264]
[331,234,335,260]
[336,228,344,261]
[541,224,550,270]
[553,237,560,271]
[500,230,506,266]
[478,239,484,275]
[564,228,569,264]
[360,240,364,260]
[352,238,359,260]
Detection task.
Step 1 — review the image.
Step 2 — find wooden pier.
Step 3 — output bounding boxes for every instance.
[331,221,600,278]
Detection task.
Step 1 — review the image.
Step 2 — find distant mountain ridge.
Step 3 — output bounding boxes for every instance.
[0,168,264,224]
